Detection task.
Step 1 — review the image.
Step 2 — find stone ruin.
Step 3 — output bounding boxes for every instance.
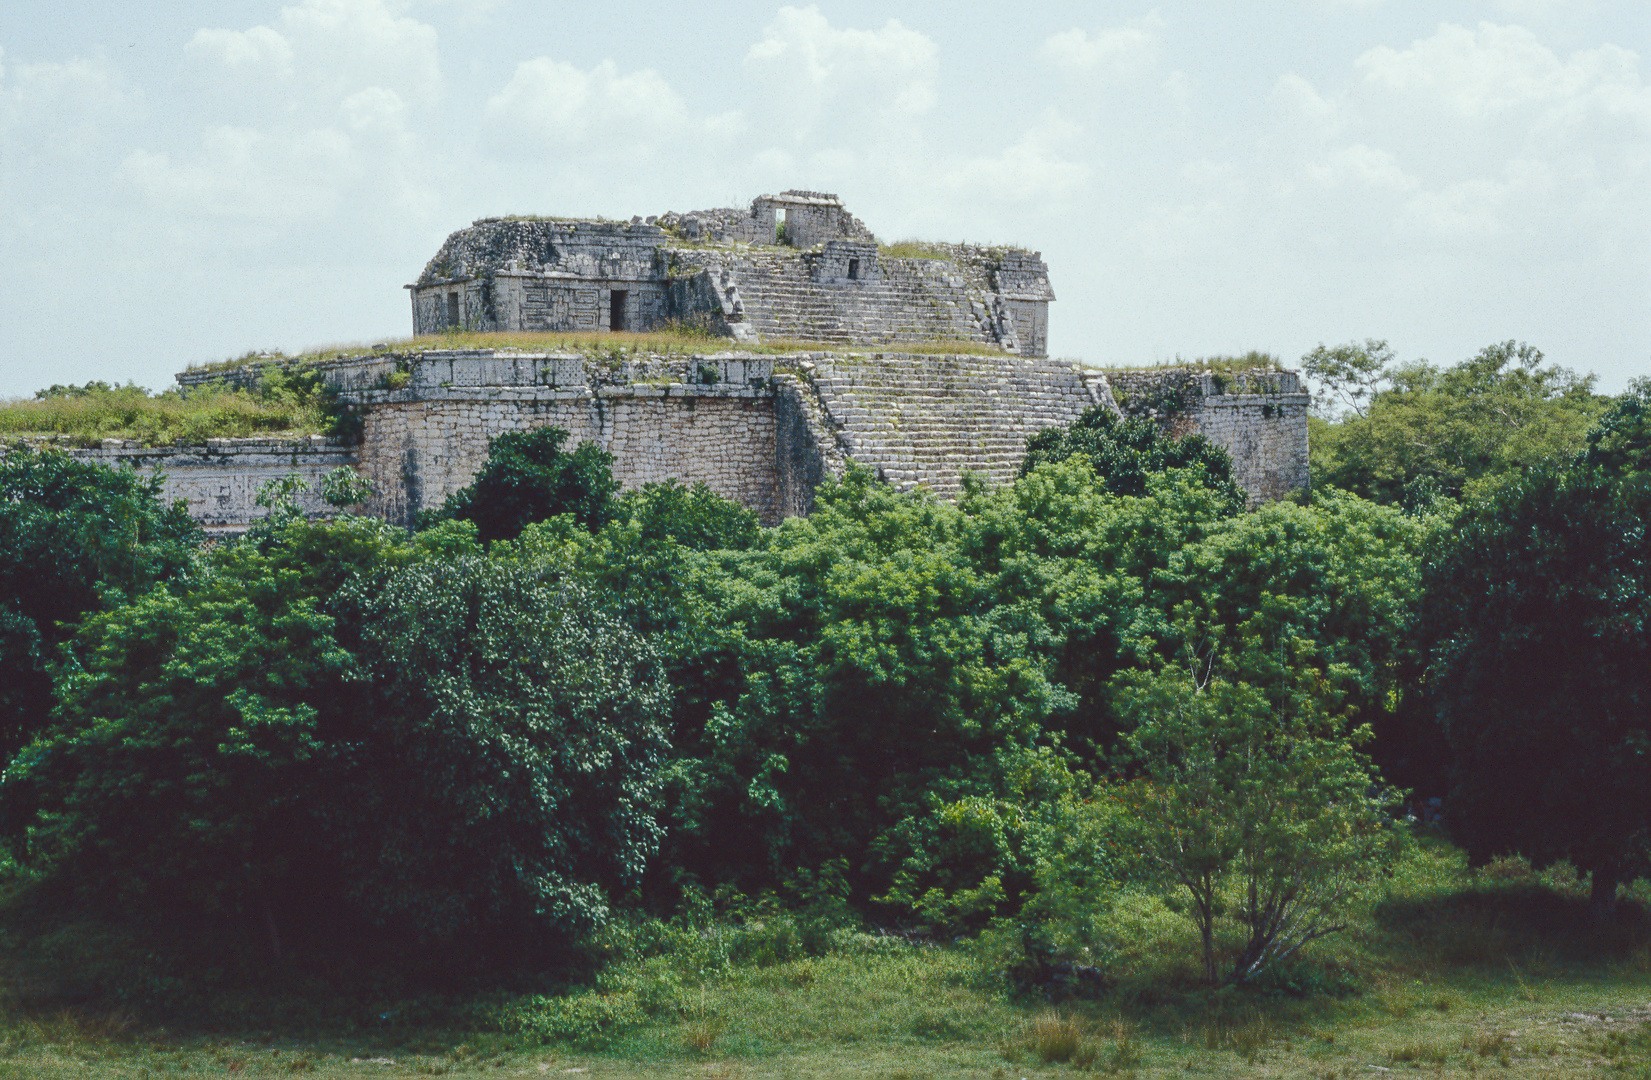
[408,191,1054,358]
[47,189,1310,534]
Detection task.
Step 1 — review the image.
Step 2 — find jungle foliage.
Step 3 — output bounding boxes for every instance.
[1419,381,1651,910]
[1305,339,1611,507]
[0,359,1643,995]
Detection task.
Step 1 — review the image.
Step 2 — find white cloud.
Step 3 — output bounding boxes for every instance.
[1308,142,1417,193]
[0,50,135,164]
[1271,73,1342,138]
[188,25,294,72]
[117,125,353,221]
[744,6,938,142]
[105,0,445,240]
[1267,21,1650,254]
[1356,21,1645,121]
[941,112,1092,206]
[485,58,689,147]
[186,0,441,106]
[1042,14,1164,82]
[340,86,405,132]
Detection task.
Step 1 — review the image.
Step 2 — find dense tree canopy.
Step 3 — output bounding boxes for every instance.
[1307,340,1610,506]
[2,514,669,950]
[6,369,1628,977]
[0,445,199,756]
[424,426,620,543]
[1421,383,1651,909]
[1020,405,1245,509]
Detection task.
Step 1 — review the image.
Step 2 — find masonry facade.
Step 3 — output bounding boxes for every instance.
[408,191,1054,358]
[71,191,1307,532]
[151,349,1310,532]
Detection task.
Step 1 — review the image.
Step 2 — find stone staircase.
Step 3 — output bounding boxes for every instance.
[726,253,997,349]
[793,353,1103,498]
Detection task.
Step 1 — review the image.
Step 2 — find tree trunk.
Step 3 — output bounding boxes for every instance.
[1201,919,1216,984]
[1589,868,1620,921]
[261,894,284,962]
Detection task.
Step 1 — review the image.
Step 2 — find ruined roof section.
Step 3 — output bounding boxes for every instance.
[656,190,877,247]
[412,218,668,287]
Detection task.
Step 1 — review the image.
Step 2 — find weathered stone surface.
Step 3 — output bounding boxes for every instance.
[405,191,1055,358]
[84,193,1307,533]
[57,438,356,537]
[88,351,1311,534]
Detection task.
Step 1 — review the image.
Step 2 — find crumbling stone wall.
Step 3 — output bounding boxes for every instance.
[659,190,876,247]
[348,353,782,527]
[339,351,1307,525]
[406,193,1055,356]
[1103,368,1311,503]
[115,351,1308,535]
[409,220,670,334]
[59,437,357,536]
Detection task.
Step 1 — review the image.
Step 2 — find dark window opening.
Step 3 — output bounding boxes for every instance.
[446,292,460,327]
[480,282,494,323]
[847,258,860,280]
[609,289,628,332]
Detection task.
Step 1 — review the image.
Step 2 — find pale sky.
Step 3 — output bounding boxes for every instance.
[2,1,1646,399]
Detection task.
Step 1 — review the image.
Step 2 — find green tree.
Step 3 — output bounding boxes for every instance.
[565,479,759,635]
[1020,406,1245,509]
[1308,340,1609,505]
[329,557,671,942]
[1421,383,1651,912]
[1117,646,1403,983]
[1154,488,1440,792]
[424,426,620,543]
[660,467,1075,904]
[0,445,199,756]
[2,515,668,951]
[1301,338,1395,417]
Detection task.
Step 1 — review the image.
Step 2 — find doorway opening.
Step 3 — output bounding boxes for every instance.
[609,290,628,331]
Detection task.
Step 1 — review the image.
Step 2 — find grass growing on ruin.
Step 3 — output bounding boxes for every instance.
[1083,351,1286,375]
[188,330,1028,373]
[879,238,955,260]
[0,373,336,447]
[5,835,1651,1078]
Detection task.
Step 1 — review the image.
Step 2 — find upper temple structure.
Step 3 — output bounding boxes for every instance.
[26,186,1312,537]
[407,191,1056,357]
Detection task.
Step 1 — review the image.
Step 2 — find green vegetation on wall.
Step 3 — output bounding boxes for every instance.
[0,366,353,446]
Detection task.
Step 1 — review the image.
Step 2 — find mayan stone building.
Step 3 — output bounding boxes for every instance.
[50,188,1310,535]
[408,191,1055,358]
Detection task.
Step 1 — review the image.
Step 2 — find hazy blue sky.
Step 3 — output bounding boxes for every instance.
[2,0,1646,398]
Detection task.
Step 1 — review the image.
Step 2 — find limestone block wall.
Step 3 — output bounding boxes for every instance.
[63,438,357,536]
[409,220,670,334]
[348,354,782,527]
[1105,368,1311,504]
[1182,372,1310,503]
[141,350,1310,536]
[660,190,876,247]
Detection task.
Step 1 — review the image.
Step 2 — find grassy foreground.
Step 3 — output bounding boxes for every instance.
[2,836,1650,1078]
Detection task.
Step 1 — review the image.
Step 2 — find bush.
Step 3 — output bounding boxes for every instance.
[2,521,670,952]
[422,426,619,543]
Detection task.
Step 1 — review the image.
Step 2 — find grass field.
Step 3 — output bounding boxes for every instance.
[2,836,1648,1078]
